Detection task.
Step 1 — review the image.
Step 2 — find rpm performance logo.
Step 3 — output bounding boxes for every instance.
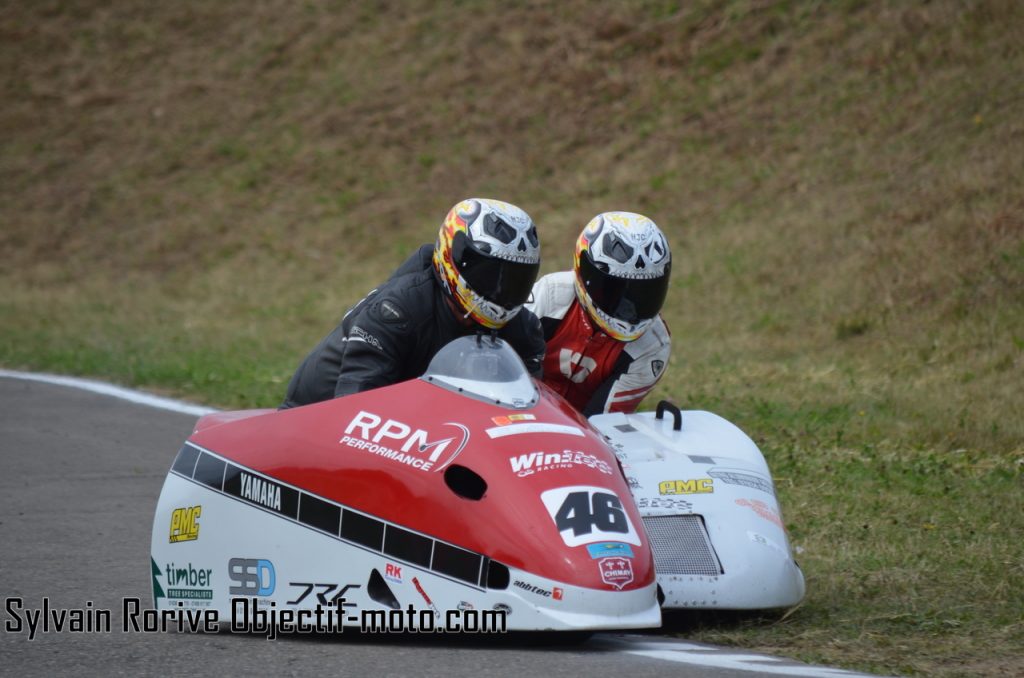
[339,410,470,472]
[168,505,201,543]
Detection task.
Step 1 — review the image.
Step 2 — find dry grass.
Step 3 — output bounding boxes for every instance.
[2,1,1023,675]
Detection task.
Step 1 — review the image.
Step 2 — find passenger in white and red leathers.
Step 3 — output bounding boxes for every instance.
[527,212,672,417]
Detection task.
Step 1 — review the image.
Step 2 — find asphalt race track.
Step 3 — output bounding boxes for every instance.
[0,375,883,678]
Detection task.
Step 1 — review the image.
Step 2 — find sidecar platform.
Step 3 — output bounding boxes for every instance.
[591,403,805,610]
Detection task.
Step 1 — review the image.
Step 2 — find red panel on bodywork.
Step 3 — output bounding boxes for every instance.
[193,408,276,434]
[188,379,653,591]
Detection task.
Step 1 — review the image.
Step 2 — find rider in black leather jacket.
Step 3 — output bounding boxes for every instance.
[281,199,545,409]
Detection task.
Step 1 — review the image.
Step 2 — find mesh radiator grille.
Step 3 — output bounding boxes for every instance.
[642,514,723,576]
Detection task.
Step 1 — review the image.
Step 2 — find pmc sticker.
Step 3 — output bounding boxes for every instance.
[540,486,641,547]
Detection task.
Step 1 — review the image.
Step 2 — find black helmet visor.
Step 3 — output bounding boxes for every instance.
[454,233,540,310]
[578,253,670,323]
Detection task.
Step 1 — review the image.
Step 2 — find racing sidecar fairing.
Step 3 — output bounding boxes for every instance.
[590,403,805,610]
[151,336,660,631]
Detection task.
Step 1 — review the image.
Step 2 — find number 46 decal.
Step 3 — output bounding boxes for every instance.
[541,486,641,547]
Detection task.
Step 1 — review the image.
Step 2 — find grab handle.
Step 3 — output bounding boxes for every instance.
[655,400,682,431]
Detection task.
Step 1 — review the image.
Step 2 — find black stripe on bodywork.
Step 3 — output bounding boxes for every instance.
[193,452,226,490]
[341,509,385,550]
[299,494,343,535]
[169,443,488,589]
[383,525,433,568]
[171,445,201,477]
[432,542,484,585]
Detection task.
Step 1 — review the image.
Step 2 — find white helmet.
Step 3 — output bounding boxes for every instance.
[573,212,671,341]
[433,199,541,329]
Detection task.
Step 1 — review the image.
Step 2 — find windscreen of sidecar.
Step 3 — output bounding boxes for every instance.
[421,335,538,409]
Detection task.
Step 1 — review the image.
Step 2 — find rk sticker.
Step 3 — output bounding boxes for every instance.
[384,563,403,584]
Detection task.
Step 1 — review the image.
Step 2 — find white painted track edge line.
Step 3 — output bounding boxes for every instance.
[0,369,220,417]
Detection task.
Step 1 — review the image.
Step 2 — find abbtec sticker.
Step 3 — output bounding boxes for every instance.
[540,486,641,547]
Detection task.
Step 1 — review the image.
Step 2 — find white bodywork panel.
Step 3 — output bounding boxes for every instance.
[152,469,660,632]
[590,408,805,610]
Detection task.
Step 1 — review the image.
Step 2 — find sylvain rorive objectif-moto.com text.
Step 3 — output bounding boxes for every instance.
[3,597,508,640]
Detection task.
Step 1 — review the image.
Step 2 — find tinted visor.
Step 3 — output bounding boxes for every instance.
[454,233,540,309]
[579,254,670,323]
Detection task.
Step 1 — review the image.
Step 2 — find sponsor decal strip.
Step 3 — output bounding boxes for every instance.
[637,496,694,511]
[169,443,487,590]
[658,478,714,495]
[708,469,776,496]
[485,423,585,439]
[509,449,613,477]
[586,542,635,559]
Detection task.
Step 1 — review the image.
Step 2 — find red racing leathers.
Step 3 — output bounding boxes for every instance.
[527,271,671,416]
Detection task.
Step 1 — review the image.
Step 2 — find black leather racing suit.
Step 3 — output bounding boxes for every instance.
[281,244,545,409]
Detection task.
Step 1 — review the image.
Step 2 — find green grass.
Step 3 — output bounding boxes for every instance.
[2,1,1022,675]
